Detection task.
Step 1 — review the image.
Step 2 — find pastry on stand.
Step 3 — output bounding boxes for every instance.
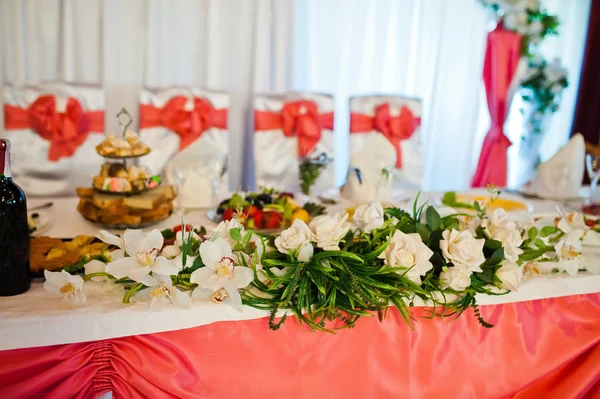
[76,108,175,228]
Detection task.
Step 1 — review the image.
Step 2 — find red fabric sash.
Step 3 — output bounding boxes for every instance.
[139,96,228,151]
[1,293,599,398]
[254,100,334,158]
[4,96,104,161]
[350,103,421,168]
[471,24,522,188]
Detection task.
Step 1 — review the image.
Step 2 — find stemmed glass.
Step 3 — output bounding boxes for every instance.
[169,165,187,216]
[196,155,227,207]
[586,154,600,202]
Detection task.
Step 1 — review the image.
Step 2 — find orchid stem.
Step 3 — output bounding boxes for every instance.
[82,272,112,281]
[123,283,144,304]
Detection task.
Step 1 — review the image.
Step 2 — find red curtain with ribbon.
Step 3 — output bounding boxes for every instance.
[139,96,228,151]
[254,100,334,158]
[471,24,522,188]
[3,96,104,161]
[1,293,599,398]
[350,103,421,168]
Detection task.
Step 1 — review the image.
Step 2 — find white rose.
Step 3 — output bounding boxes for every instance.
[509,211,536,232]
[481,209,524,262]
[440,229,486,272]
[161,245,182,259]
[439,267,472,292]
[352,201,385,233]
[309,213,352,251]
[378,230,433,285]
[274,219,314,262]
[458,215,481,235]
[495,260,523,291]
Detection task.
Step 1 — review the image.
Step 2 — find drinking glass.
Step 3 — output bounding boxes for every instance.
[169,165,187,216]
[196,155,227,207]
[586,154,600,201]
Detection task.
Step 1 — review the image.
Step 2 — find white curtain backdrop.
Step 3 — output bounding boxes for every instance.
[0,0,591,192]
[0,0,295,191]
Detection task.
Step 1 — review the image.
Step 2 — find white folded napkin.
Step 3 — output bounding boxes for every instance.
[530,133,584,198]
[340,166,392,205]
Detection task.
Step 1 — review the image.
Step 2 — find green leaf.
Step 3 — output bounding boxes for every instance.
[476,267,495,284]
[230,228,242,242]
[527,227,538,240]
[441,192,473,209]
[485,239,502,250]
[161,229,176,240]
[242,231,253,246]
[540,226,557,238]
[533,238,547,249]
[425,206,441,231]
[486,247,504,266]
[415,223,430,244]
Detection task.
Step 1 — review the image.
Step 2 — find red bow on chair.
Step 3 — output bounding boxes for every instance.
[3,95,104,161]
[139,96,228,151]
[350,103,421,168]
[254,100,334,158]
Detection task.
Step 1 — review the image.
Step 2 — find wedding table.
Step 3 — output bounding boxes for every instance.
[1,192,599,399]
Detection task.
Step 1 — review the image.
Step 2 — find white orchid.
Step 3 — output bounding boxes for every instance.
[309,212,352,251]
[190,239,254,292]
[556,209,588,234]
[481,209,523,262]
[246,265,288,299]
[378,230,433,285]
[97,230,128,249]
[552,229,584,276]
[106,229,180,286]
[352,201,385,233]
[208,219,245,246]
[440,229,486,273]
[275,219,314,262]
[44,270,87,308]
[175,230,200,248]
[133,273,192,312]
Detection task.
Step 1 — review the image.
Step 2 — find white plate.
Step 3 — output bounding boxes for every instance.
[28,209,53,236]
[517,186,590,201]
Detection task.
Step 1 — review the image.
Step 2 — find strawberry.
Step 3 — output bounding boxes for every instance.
[173,224,192,233]
[247,205,259,218]
[253,209,264,229]
[223,208,234,221]
[263,211,283,229]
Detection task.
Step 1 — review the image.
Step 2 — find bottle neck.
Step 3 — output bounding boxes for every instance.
[0,148,11,178]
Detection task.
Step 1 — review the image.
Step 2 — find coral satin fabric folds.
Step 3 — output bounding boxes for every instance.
[2,294,600,399]
[472,24,521,188]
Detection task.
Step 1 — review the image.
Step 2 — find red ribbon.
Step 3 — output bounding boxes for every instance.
[139,96,228,151]
[3,96,104,161]
[350,103,421,168]
[254,100,334,158]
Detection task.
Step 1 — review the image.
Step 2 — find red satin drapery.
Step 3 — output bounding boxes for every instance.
[3,96,104,161]
[2,293,599,398]
[139,96,228,151]
[254,100,334,158]
[471,24,522,188]
[350,103,421,168]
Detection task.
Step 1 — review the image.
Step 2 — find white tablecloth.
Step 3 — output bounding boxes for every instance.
[1,191,598,351]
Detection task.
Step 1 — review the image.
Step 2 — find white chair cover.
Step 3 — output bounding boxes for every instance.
[139,87,229,208]
[2,83,105,197]
[349,95,423,190]
[253,92,335,193]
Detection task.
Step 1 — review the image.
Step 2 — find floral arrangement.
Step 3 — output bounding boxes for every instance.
[479,0,568,133]
[44,193,600,333]
[520,57,569,134]
[479,0,559,57]
[299,152,332,195]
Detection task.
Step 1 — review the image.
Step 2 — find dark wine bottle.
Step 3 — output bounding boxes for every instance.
[0,139,30,296]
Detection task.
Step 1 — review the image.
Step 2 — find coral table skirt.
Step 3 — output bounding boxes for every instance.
[1,293,599,399]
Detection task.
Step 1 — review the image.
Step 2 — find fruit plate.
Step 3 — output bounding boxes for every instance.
[206,208,282,234]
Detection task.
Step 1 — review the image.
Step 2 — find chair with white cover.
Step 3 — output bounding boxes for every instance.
[2,82,106,196]
[253,92,335,193]
[348,95,423,190]
[139,87,229,208]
